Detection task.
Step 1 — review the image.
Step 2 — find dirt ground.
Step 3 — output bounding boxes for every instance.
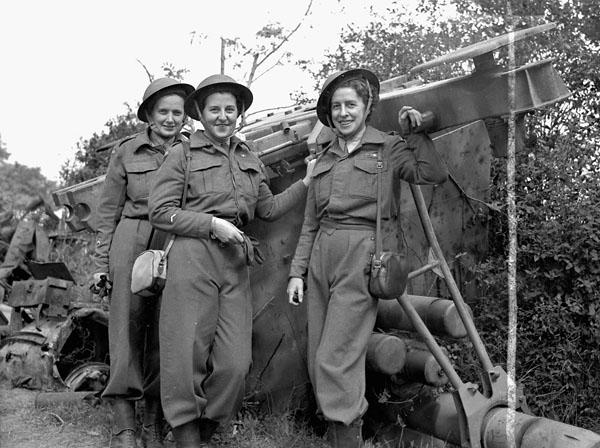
[0,380,110,448]
[0,379,334,448]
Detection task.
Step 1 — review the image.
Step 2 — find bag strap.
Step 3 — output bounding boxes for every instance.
[161,141,192,261]
[375,145,383,260]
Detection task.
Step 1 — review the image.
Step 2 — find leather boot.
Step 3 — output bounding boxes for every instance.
[110,399,138,448]
[199,418,219,443]
[326,419,363,448]
[141,399,164,448]
[141,422,164,448]
[110,429,138,448]
[171,420,202,448]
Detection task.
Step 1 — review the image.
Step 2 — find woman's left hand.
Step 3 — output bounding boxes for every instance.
[398,106,422,132]
[302,158,317,187]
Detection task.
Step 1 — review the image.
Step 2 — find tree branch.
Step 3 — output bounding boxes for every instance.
[253,57,286,84]
[254,0,314,70]
[136,59,154,83]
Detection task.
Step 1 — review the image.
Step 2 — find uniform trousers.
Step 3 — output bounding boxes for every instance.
[160,237,252,429]
[102,218,166,424]
[307,226,379,426]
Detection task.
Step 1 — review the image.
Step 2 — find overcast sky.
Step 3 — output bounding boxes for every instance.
[0,0,403,182]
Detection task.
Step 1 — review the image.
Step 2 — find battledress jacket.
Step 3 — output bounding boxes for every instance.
[94,128,168,273]
[148,130,307,238]
[289,125,448,278]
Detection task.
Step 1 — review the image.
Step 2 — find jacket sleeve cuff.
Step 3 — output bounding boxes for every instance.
[289,263,307,279]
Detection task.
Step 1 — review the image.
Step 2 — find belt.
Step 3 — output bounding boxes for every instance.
[320,217,375,231]
[123,215,149,220]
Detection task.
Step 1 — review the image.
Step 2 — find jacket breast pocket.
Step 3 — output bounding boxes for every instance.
[237,156,261,199]
[313,159,335,205]
[189,156,225,196]
[349,154,385,199]
[124,159,160,201]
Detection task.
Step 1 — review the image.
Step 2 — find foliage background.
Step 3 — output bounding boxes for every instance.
[296,0,600,430]
[5,0,598,433]
[0,134,56,218]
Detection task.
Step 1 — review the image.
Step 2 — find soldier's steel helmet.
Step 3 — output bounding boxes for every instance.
[184,74,254,120]
[137,78,195,123]
[316,68,380,127]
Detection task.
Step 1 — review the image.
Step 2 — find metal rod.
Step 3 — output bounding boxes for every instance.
[256,135,308,158]
[396,293,464,390]
[408,261,440,280]
[409,184,494,373]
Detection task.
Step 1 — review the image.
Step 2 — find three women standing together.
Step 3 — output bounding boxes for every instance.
[94,68,447,448]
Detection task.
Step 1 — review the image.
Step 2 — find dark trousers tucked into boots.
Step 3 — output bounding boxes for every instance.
[141,398,165,448]
[327,419,363,448]
[110,399,137,448]
[171,418,219,448]
[160,238,252,428]
[172,420,201,448]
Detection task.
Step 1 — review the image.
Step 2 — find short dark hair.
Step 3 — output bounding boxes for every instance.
[197,88,245,115]
[332,77,380,121]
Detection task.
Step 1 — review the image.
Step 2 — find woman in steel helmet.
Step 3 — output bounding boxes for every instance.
[287,69,448,448]
[149,74,315,447]
[93,77,194,448]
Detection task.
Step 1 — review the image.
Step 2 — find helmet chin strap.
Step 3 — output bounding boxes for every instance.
[366,79,373,116]
[234,102,246,133]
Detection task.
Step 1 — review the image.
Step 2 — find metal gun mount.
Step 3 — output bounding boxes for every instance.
[40,24,600,447]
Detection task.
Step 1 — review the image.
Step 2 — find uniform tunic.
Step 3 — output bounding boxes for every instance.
[95,128,169,415]
[289,126,448,425]
[149,130,307,428]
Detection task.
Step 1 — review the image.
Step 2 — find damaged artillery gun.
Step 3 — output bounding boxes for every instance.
[3,24,599,447]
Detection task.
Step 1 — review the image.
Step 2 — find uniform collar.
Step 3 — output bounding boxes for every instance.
[131,127,154,152]
[133,127,177,153]
[326,125,386,157]
[360,125,386,145]
[338,126,367,154]
[190,130,248,156]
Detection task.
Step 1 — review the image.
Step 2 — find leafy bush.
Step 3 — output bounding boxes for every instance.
[463,112,600,429]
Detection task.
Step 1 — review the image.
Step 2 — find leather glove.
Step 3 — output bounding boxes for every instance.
[89,273,112,298]
[241,234,265,266]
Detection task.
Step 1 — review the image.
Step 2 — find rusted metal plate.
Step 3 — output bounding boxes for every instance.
[7,278,75,313]
[244,172,312,412]
[377,59,570,133]
[399,120,491,297]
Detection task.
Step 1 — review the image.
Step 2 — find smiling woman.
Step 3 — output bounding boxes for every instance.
[287,68,448,448]
[198,92,240,142]
[146,95,186,141]
[148,73,316,447]
[92,77,194,448]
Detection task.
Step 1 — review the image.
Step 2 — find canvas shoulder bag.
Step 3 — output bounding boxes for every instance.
[368,145,409,300]
[131,143,192,297]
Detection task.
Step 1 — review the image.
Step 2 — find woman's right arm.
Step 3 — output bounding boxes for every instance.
[149,145,213,238]
[94,147,127,274]
[287,181,320,303]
